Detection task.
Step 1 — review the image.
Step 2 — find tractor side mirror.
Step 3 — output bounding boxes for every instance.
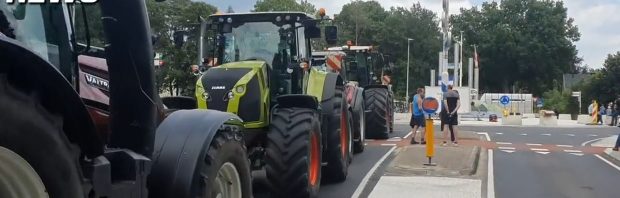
[173,30,186,48]
[303,20,321,38]
[324,26,338,45]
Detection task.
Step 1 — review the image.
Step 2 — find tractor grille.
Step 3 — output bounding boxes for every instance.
[238,75,261,122]
[202,68,251,112]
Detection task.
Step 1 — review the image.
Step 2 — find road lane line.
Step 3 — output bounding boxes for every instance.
[403,132,413,139]
[581,137,605,146]
[500,150,515,153]
[595,154,620,171]
[569,153,584,156]
[563,150,582,153]
[535,151,550,155]
[495,132,503,135]
[380,143,397,146]
[488,149,495,198]
[498,147,515,150]
[477,132,491,141]
[496,142,512,145]
[521,133,528,136]
[566,134,575,137]
[530,148,549,151]
[526,143,542,146]
[541,134,551,136]
[351,146,397,198]
[557,145,573,148]
[589,134,598,137]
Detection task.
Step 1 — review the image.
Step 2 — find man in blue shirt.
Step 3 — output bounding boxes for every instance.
[409,88,426,144]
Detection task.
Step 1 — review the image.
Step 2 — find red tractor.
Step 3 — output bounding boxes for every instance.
[0,1,253,197]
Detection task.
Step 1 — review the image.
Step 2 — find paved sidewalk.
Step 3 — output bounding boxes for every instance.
[369,176,481,198]
[395,113,610,128]
[591,135,620,164]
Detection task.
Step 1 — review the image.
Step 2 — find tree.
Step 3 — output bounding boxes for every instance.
[253,0,316,14]
[578,51,620,108]
[335,0,387,45]
[451,0,581,95]
[147,0,218,96]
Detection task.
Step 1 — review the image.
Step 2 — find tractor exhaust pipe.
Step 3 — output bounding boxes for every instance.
[99,0,158,157]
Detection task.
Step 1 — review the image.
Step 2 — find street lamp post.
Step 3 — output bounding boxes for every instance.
[406,38,413,108]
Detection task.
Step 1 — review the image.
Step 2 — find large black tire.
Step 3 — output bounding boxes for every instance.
[352,99,365,154]
[0,76,83,198]
[388,92,394,133]
[364,88,390,139]
[201,126,253,198]
[323,87,351,183]
[266,107,322,198]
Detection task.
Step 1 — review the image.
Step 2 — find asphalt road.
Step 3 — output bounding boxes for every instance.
[461,126,620,198]
[319,124,411,198]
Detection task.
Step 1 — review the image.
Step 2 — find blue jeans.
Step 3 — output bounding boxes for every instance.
[615,134,620,148]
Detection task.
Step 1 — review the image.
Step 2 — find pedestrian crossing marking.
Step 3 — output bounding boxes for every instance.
[569,153,584,156]
[535,151,550,155]
[530,148,549,152]
[500,150,515,153]
[498,147,515,150]
[563,150,582,153]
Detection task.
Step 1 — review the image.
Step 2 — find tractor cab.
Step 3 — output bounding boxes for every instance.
[196,12,337,128]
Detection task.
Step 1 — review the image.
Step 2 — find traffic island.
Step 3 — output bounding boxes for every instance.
[367,131,484,198]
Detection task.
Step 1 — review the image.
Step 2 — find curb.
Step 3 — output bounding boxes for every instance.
[463,145,481,176]
[601,148,620,166]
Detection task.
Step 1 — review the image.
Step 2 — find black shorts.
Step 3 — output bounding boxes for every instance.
[442,113,458,125]
[409,115,426,128]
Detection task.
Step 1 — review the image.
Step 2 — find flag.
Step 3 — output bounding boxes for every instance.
[474,46,479,69]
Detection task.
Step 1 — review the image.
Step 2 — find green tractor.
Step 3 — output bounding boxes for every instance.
[326,45,395,139]
[194,12,352,197]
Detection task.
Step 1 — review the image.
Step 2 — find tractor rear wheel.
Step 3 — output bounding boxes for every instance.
[323,87,351,183]
[353,101,366,153]
[265,107,322,198]
[201,126,252,198]
[364,88,390,139]
[0,76,83,198]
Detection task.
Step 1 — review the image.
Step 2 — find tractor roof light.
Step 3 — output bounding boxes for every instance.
[285,15,291,21]
[227,17,233,23]
[276,16,282,22]
[319,8,326,18]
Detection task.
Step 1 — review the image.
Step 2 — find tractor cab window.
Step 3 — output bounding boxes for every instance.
[1,4,62,67]
[220,22,296,68]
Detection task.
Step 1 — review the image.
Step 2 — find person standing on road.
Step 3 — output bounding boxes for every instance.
[615,97,620,126]
[409,88,426,144]
[442,85,460,146]
[599,103,606,125]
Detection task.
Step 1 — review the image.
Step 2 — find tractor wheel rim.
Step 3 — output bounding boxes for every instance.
[309,131,320,186]
[360,112,365,144]
[340,109,348,157]
[214,162,242,198]
[0,146,48,198]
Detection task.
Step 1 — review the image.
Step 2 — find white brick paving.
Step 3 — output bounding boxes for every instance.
[369,176,481,198]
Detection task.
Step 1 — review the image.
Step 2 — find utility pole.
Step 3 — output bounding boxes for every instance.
[459,31,464,87]
[406,38,413,105]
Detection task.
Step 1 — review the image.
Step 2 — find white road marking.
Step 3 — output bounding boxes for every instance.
[589,134,598,137]
[380,143,397,146]
[581,137,605,146]
[496,142,512,145]
[478,132,491,141]
[403,132,413,139]
[364,143,368,146]
[557,145,573,148]
[387,139,402,142]
[521,133,528,136]
[530,148,549,151]
[498,147,515,150]
[352,146,397,198]
[595,154,620,171]
[569,153,584,156]
[566,134,575,137]
[488,149,495,198]
[500,150,515,153]
[541,134,551,136]
[495,132,503,135]
[526,143,542,146]
[535,151,550,155]
[563,150,582,153]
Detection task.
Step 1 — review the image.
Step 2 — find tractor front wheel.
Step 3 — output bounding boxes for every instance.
[265,107,322,198]
[364,88,390,139]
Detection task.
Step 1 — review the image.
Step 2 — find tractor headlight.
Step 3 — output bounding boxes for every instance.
[227,91,235,99]
[372,76,378,80]
[235,85,245,94]
[202,92,210,100]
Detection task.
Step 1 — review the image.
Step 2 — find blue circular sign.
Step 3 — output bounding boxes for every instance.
[500,95,510,105]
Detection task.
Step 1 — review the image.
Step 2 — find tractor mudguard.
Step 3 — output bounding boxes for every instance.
[319,73,344,113]
[0,37,104,158]
[352,87,364,114]
[149,109,243,197]
[276,94,319,110]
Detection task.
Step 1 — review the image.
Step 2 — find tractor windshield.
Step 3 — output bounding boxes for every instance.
[0,4,70,69]
[221,22,295,65]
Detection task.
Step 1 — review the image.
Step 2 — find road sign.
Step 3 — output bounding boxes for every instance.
[537,98,544,108]
[422,97,439,114]
[500,95,510,105]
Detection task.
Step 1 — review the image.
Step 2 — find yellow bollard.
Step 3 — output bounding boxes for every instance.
[424,118,436,166]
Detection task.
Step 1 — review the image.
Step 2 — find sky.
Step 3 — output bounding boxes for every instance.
[198,0,620,69]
